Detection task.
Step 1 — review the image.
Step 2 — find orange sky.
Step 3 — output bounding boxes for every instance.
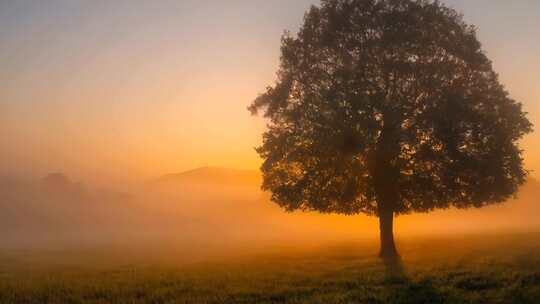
[1,1,539,187]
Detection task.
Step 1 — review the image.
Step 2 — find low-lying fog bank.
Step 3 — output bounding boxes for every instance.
[1,167,539,253]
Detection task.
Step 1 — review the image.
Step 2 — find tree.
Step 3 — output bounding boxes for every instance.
[249,0,532,257]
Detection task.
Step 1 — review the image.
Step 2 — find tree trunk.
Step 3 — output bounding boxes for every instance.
[379,208,397,258]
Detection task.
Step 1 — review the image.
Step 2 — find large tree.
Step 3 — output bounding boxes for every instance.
[249,0,532,257]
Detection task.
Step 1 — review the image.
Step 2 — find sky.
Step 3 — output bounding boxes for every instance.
[1,0,539,187]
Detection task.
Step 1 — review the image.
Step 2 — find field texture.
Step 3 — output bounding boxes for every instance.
[1,234,539,303]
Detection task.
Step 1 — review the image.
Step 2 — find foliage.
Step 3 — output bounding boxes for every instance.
[249,0,532,216]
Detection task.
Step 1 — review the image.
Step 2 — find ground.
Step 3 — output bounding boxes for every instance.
[1,233,540,304]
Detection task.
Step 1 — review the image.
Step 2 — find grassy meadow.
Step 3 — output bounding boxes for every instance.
[0,233,540,303]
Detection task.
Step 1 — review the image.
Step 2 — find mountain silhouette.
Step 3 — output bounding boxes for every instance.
[148,166,261,188]
[40,172,86,195]
[41,173,72,186]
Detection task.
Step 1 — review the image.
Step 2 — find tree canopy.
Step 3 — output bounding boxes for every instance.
[249,0,532,219]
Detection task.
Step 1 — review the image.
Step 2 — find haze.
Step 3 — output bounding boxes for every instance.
[1,0,539,251]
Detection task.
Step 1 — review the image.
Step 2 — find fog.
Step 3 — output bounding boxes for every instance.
[1,167,539,257]
[1,0,539,259]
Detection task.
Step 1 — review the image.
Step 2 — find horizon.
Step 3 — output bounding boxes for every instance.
[4,165,540,188]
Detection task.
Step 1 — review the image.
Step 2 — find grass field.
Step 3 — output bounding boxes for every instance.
[1,233,540,304]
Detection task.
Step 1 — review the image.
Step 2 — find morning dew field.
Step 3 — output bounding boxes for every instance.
[1,233,539,304]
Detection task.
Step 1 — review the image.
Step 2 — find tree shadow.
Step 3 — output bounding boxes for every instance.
[381,256,448,304]
[382,255,408,284]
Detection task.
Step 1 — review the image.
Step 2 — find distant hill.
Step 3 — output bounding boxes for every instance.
[148,167,262,188]
[40,172,86,196]
[0,173,138,247]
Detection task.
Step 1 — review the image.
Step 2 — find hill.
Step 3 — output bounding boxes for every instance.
[148,166,261,189]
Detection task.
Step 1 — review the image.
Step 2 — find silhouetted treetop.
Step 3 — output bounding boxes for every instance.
[249,0,532,220]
